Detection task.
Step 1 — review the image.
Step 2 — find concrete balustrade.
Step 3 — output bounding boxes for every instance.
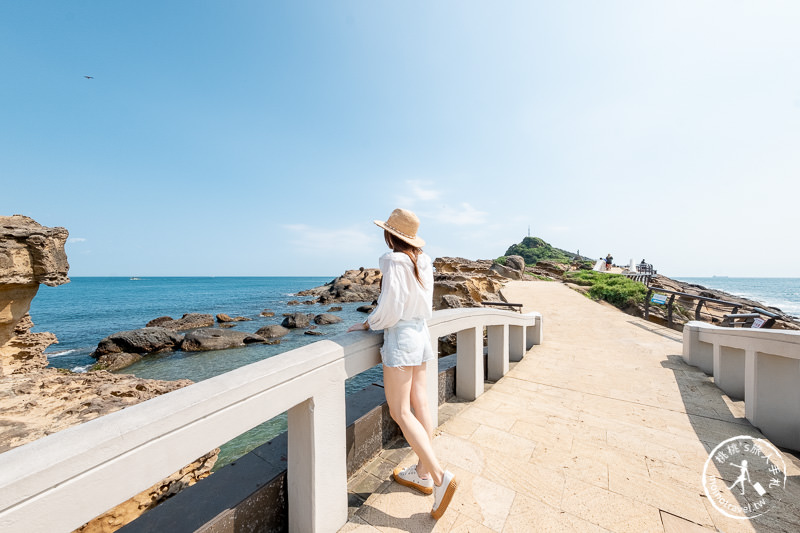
[682,321,800,451]
[0,308,541,533]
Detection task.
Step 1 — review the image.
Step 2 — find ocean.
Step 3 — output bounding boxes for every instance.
[673,277,800,319]
[30,277,383,469]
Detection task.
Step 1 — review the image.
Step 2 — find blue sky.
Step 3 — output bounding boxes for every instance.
[2,2,798,277]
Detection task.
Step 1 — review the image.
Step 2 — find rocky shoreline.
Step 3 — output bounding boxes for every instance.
[0,216,219,533]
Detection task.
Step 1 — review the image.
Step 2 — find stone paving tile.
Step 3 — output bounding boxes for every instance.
[560,476,664,533]
[439,413,480,439]
[459,404,520,433]
[659,510,714,532]
[502,493,611,533]
[443,464,515,532]
[338,515,382,532]
[432,432,486,476]
[481,453,565,509]
[468,424,537,462]
[608,467,714,527]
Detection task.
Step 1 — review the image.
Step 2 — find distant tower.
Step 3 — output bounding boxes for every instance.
[528,225,530,237]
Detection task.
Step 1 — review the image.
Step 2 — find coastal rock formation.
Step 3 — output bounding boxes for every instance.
[92,352,143,372]
[527,260,569,279]
[644,275,800,331]
[505,255,525,272]
[216,313,252,323]
[432,257,508,309]
[260,309,275,317]
[490,255,525,280]
[313,313,342,325]
[281,312,310,329]
[92,327,184,358]
[1,215,70,375]
[255,325,290,339]
[150,313,215,331]
[0,216,218,533]
[296,267,382,304]
[181,329,266,352]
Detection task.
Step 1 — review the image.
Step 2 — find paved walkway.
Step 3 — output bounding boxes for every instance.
[341,280,800,532]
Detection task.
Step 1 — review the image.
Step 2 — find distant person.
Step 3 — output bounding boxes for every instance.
[347,208,457,520]
[605,254,613,271]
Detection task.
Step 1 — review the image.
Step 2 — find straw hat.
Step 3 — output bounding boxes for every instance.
[374,208,425,247]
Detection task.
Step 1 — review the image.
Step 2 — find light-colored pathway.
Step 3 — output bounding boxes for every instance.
[341,280,800,532]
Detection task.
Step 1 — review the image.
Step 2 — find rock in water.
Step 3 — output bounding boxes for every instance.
[281,312,310,328]
[313,313,342,325]
[92,327,184,357]
[216,313,252,323]
[92,352,143,372]
[156,313,215,331]
[146,316,174,327]
[181,329,266,352]
[296,268,382,303]
[255,325,290,339]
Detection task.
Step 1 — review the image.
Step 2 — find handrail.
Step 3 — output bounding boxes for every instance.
[644,286,781,328]
[0,308,541,533]
[682,321,800,451]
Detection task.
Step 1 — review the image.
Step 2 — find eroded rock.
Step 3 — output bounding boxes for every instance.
[93,327,184,357]
[281,313,310,329]
[313,313,342,325]
[255,325,290,339]
[181,329,265,352]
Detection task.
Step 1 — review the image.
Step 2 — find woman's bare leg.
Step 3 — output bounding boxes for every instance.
[409,362,434,477]
[384,364,444,485]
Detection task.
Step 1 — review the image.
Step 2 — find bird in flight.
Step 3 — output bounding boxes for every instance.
[84,75,94,79]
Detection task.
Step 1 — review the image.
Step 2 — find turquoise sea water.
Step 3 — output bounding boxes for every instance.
[30,277,382,469]
[673,277,800,318]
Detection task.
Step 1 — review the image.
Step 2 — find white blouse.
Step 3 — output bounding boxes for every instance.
[367,251,434,331]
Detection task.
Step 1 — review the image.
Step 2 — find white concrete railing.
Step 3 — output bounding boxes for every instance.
[0,308,541,533]
[683,321,800,451]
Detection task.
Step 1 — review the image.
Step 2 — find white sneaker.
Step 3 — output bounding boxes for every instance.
[431,470,457,519]
[393,464,434,495]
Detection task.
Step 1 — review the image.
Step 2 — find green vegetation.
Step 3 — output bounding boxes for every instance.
[500,236,579,266]
[564,270,647,308]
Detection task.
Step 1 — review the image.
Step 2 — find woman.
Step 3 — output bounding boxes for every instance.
[347,208,457,520]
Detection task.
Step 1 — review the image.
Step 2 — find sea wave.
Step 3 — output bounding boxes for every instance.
[45,349,78,357]
[71,365,91,373]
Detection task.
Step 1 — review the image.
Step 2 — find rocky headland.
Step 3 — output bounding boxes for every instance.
[0,215,218,533]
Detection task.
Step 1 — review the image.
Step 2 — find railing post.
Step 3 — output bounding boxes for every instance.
[456,327,483,401]
[682,321,713,374]
[287,381,347,533]
[509,325,526,362]
[487,324,508,381]
[526,314,542,348]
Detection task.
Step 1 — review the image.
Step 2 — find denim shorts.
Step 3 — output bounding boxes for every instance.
[381,318,434,368]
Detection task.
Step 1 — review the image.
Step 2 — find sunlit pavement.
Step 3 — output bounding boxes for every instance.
[340,280,800,532]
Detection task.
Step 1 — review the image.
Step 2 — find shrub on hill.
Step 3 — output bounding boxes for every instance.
[501,236,575,266]
[565,270,647,309]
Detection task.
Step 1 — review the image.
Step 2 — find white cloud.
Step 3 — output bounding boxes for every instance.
[68,237,87,243]
[283,224,376,253]
[396,180,442,207]
[425,202,488,226]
